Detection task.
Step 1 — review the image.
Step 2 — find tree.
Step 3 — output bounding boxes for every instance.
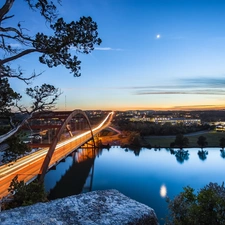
[166,183,225,225]
[197,135,208,150]
[0,77,21,115]
[3,132,31,162]
[0,83,61,145]
[219,137,225,150]
[6,175,47,209]
[174,134,189,150]
[129,132,141,146]
[0,0,102,144]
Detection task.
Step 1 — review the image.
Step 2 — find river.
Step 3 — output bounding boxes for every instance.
[44,146,225,225]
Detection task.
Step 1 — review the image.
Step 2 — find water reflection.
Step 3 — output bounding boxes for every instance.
[47,148,102,200]
[175,150,189,163]
[44,147,225,225]
[169,148,176,155]
[220,149,225,159]
[127,146,142,156]
[160,184,167,198]
[198,150,208,161]
[169,149,189,164]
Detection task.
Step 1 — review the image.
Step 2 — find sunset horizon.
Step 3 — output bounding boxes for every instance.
[6,0,225,115]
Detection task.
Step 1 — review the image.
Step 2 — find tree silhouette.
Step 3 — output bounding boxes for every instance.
[0,0,101,144]
[197,136,208,150]
[174,134,189,150]
[175,150,189,163]
[198,150,208,161]
[220,137,225,150]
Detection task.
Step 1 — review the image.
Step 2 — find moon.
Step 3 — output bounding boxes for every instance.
[156,34,161,39]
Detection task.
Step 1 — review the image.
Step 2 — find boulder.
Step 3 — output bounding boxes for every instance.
[0,189,159,225]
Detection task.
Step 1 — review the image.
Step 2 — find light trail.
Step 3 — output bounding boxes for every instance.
[56,111,113,148]
[0,111,113,197]
[0,149,48,180]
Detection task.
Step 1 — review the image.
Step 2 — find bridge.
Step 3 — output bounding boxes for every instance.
[0,110,114,199]
[47,147,99,200]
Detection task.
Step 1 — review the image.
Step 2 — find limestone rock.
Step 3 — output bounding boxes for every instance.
[0,189,159,225]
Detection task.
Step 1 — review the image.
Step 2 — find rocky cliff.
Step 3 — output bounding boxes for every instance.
[0,189,159,225]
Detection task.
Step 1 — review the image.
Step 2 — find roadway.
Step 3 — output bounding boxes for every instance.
[0,112,113,199]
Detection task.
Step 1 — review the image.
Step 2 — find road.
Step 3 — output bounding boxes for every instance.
[0,112,113,198]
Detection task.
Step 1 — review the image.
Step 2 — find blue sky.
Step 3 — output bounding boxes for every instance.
[7,0,225,111]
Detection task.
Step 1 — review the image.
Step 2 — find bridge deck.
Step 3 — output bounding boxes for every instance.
[0,112,113,199]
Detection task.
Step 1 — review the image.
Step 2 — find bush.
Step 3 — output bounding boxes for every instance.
[166,183,225,225]
[5,175,47,209]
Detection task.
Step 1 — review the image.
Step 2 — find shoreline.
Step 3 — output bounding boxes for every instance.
[99,130,224,149]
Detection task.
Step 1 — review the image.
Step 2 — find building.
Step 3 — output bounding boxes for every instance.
[130,116,201,125]
[154,117,201,125]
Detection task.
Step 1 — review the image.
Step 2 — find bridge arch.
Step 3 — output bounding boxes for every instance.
[38,109,95,182]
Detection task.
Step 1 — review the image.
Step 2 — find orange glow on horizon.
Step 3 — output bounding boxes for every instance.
[56,104,225,112]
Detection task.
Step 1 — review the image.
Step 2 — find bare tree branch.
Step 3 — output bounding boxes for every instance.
[1,14,14,21]
[0,113,33,143]
[0,26,35,43]
[0,65,43,84]
[0,84,62,144]
[0,48,44,65]
[0,0,14,22]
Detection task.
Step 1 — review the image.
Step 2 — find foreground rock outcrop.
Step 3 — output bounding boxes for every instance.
[0,189,158,225]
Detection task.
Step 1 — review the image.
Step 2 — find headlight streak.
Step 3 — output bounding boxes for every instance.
[0,112,113,180]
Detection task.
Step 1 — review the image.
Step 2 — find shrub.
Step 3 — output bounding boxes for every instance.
[5,175,47,209]
[166,183,225,225]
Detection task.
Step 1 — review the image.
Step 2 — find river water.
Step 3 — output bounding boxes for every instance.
[44,146,225,224]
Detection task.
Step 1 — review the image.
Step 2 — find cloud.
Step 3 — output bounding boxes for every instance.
[70,46,123,52]
[9,43,22,48]
[124,84,195,90]
[122,76,225,96]
[135,89,225,95]
[181,77,225,88]
[94,47,123,51]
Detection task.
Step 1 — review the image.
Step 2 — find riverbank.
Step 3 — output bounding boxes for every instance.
[100,130,225,148]
[99,133,130,147]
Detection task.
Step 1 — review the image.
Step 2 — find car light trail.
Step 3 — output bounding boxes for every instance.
[0,112,114,186]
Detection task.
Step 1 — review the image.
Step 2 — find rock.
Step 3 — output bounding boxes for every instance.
[0,189,158,225]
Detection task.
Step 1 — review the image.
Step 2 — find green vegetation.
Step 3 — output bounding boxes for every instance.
[197,136,208,150]
[114,119,223,148]
[115,120,211,136]
[172,134,189,150]
[3,133,31,161]
[166,183,225,225]
[219,137,225,150]
[144,131,225,148]
[3,176,47,210]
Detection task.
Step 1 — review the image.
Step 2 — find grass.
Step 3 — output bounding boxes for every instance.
[144,131,225,148]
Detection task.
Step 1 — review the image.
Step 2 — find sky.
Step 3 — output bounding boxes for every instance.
[5,0,225,111]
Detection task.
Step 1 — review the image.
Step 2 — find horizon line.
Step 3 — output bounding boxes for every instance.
[55,105,225,112]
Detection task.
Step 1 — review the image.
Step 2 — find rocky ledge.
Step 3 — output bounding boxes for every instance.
[0,189,159,225]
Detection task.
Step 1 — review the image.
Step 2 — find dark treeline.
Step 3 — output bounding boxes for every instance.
[198,110,225,122]
[116,121,211,136]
